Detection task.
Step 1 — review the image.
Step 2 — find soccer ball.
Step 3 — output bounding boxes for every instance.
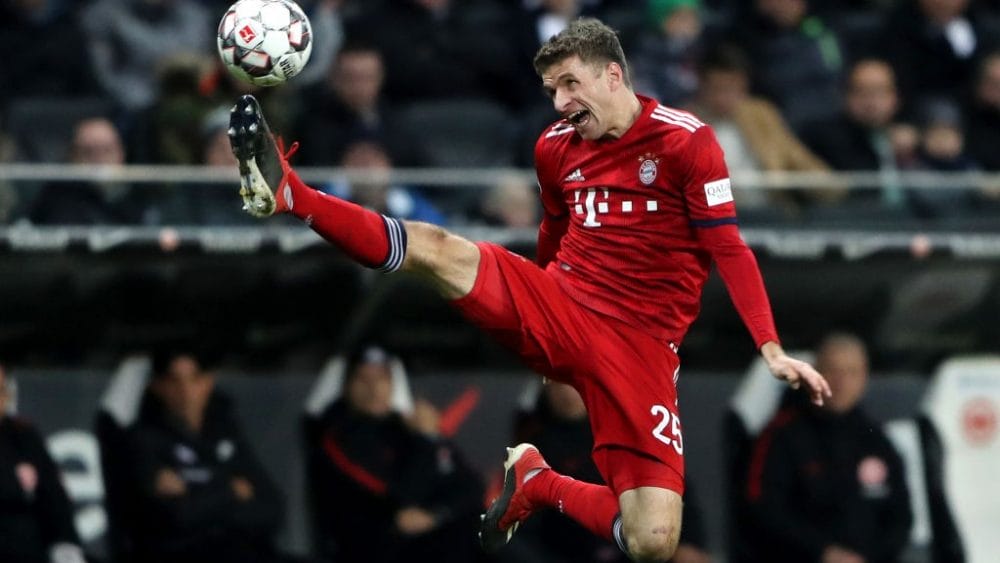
[217,0,313,87]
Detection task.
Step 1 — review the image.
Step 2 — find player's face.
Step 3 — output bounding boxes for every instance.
[542,55,618,140]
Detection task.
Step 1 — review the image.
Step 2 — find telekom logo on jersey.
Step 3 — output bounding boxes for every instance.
[573,188,660,227]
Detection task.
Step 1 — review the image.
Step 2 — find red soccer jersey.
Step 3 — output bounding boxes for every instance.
[534,94,778,347]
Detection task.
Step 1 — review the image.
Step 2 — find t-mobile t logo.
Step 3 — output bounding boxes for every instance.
[574,188,609,227]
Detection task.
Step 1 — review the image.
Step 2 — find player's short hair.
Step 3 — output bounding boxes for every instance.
[533,18,631,86]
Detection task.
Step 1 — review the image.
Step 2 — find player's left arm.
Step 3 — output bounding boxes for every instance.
[534,132,570,268]
[681,127,831,405]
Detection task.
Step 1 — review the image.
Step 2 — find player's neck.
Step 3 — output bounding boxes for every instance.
[603,92,644,140]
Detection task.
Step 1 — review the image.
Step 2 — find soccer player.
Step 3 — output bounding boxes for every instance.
[228,18,830,562]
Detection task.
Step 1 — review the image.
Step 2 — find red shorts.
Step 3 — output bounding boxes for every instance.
[451,243,685,495]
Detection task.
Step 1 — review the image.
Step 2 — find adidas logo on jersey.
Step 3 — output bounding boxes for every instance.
[564,168,586,183]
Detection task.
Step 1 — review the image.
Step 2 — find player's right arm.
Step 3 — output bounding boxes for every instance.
[534,130,570,268]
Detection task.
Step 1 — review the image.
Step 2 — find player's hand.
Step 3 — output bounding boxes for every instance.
[395,506,438,535]
[760,341,832,406]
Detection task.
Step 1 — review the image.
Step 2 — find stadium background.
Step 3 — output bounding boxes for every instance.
[2,0,1000,561]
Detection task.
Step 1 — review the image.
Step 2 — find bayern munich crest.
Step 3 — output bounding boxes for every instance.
[638,154,659,185]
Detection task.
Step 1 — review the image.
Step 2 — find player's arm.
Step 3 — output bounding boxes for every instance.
[681,127,830,405]
[534,133,570,268]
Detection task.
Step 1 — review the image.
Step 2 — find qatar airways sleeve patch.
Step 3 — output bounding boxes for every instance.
[704,178,733,206]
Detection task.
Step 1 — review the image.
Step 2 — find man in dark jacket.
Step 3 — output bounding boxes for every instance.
[309,346,482,563]
[123,351,286,563]
[745,333,912,563]
[0,362,86,563]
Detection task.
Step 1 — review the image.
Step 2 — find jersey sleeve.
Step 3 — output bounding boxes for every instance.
[679,126,738,227]
[680,127,780,348]
[534,131,569,268]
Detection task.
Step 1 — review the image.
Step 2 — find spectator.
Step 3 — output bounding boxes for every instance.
[123,350,289,563]
[325,141,446,224]
[81,0,212,112]
[476,174,541,228]
[309,346,482,563]
[881,0,1000,114]
[362,0,517,106]
[800,59,915,209]
[512,0,596,106]
[967,51,1000,171]
[509,381,713,563]
[631,0,706,107]
[909,98,982,219]
[29,117,144,225]
[735,0,846,131]
[744,333,912,563]
[688,45,840,212]
[0,362,87,563]
[296,43,408,166]
[0,0,96,109]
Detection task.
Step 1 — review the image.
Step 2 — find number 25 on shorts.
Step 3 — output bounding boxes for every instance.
[651,405,684,455]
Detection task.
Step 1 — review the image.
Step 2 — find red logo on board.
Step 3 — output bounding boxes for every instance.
[962,398,997,446]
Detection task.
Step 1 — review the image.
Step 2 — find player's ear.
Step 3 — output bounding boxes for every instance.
[606,62,624,90]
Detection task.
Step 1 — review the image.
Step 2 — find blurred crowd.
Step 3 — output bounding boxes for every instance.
[6,330,992,563]
[1,0,1000,226]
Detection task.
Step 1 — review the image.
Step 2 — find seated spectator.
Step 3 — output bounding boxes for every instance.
[325,141,446,224]
[909,98,982,219]
[735,0,846,131]
[744,333,912,563]
[0,362,87,563]
[0,0,96,108]
[475,173,540,228]
[800,59,915,209]
[81,0,212,112]
[688,45,840,213]
[509,381,712,563]
[967,51,1000,171]
[881,0,1000,115]
[631,0,706,107]
[29,117,144,225]
[309,346,482,563]
[296,43,410,166]
[123,350,289,563]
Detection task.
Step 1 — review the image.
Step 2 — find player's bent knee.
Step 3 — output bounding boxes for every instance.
[624,525,679,562]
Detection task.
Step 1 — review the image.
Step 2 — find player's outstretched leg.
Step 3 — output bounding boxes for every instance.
[229,94,479,287]
[480,444,623,555]
[228,94,404,271]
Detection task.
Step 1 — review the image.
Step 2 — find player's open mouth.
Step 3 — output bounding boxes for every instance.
[567,110,590,126]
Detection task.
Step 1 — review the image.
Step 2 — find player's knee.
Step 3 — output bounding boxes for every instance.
[624,525,679,562]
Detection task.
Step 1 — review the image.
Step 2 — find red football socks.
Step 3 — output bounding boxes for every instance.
[525,469,619,541]
[285,170,406,272]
